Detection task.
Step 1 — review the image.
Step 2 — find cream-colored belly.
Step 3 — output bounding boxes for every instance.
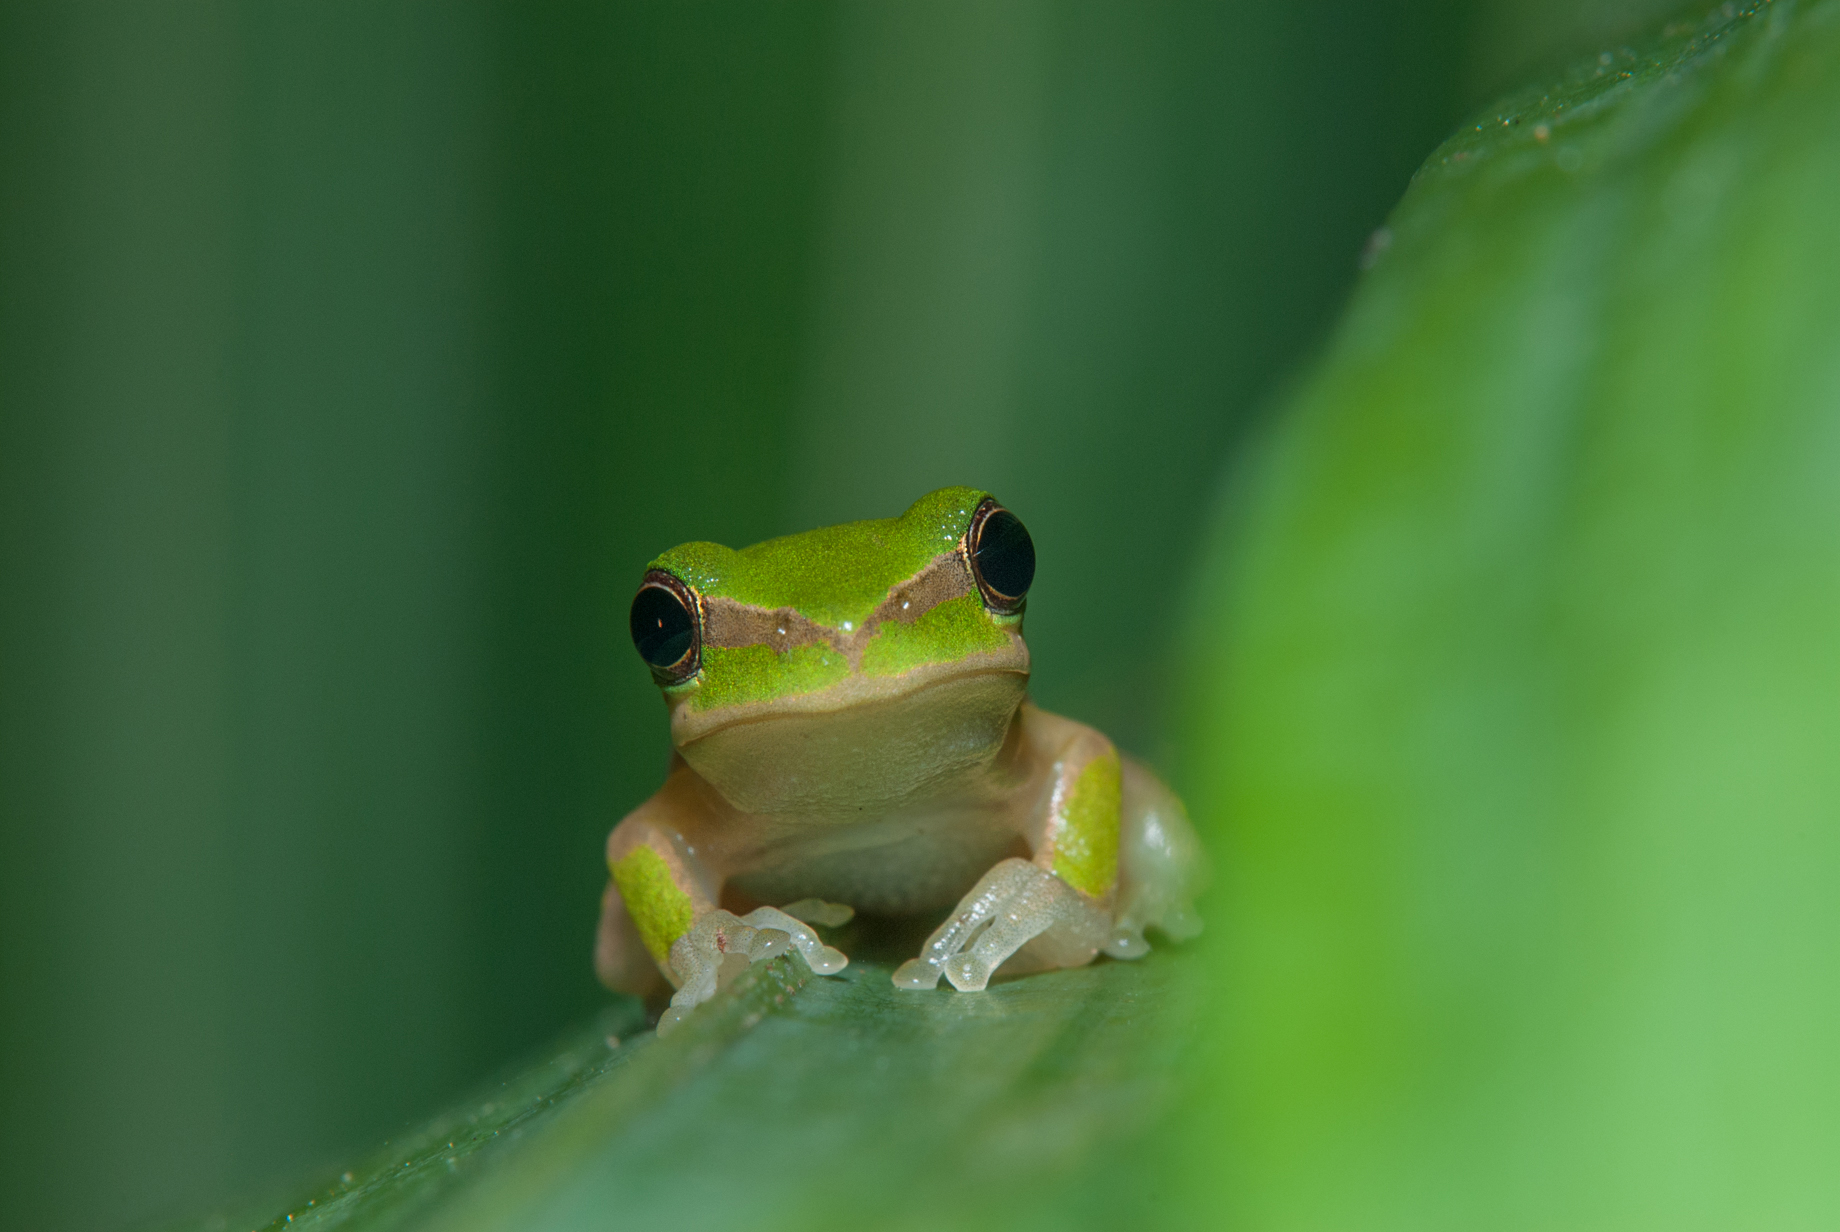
[723,806,1027,916]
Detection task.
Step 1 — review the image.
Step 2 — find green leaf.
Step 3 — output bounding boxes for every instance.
[196,950,1201,1232]
[1179,0,1840,1226]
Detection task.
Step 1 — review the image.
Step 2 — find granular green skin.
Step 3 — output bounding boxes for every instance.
[690,642,850,712]
[1053,751,1121,898]
[651,487,987,628]
[610,846,695,963]
[860,593,1012,678]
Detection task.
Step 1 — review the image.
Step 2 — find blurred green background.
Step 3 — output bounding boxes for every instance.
[0,2,1696,1229]
[1177,3,1840,1225]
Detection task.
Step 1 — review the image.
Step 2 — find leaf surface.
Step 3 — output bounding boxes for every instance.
[207,951,1200,1232]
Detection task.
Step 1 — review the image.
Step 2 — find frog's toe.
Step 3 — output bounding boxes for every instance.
[1117,894,1203,948]
[1104,924,1151,960]
[778,898,855,929]
[739,906,849,975]
[742,927,792,964]
[943,952,998,992]
[892,957,944,990]
[1157,901,1204,941]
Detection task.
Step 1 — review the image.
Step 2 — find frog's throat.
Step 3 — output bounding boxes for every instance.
[666,648,1029,751]
[667,661,1031,819]
[698,550,976,672]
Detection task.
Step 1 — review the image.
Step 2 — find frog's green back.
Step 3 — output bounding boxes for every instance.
[651,487,987,627]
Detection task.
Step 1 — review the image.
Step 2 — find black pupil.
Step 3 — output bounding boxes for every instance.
[630,586,694,668]
[975,510,1036,600]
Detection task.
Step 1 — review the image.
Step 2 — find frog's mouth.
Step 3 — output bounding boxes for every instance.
[667,640,1029,748]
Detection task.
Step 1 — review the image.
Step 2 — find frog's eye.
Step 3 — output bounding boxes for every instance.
[630,571,701,684]
[968,499,1035,615]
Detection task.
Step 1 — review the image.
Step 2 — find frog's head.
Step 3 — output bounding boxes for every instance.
[627,487,1035,816]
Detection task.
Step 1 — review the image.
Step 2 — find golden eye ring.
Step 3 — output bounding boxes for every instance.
[629,569,702,684]
[966,498,1035,615]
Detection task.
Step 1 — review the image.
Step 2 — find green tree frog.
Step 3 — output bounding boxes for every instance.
[596,487,1205,1033]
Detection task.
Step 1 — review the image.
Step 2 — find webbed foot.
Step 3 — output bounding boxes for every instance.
[657,906,848,1036]
[892,858,1109,992]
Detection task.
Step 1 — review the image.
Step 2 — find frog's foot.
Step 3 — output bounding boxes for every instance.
[1107,894,1203,956]
[657,907,848,1036]
[892,858,1109,992]
[1102,925,1153,961]
[1102,895,1203,960]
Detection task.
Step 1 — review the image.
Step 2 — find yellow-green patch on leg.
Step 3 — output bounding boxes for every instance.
[1052,749,1121,898]
[611,845,695,964]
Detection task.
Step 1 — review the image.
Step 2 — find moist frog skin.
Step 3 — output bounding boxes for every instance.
[596,487,1206,1034]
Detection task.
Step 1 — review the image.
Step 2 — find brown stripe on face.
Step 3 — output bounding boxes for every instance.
[699,551,978,669]
[701,600,836,655]
[860,551,974,630]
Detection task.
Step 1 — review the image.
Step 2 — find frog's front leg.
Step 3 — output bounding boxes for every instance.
[894,708,1207,993]
[601,774,847,1034]
[894,717,1123,992]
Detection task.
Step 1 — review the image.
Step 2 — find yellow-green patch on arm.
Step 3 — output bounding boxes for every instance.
[1053,750,1122,898]
[611,845,695,964]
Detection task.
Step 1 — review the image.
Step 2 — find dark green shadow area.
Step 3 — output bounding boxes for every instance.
[198,950,1201,1232]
